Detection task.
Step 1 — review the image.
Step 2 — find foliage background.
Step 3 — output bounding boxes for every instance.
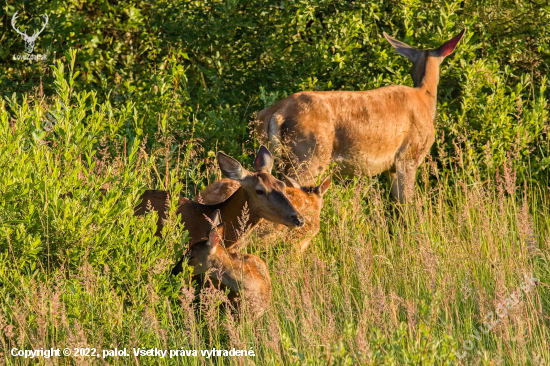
[1,0,550,365]
[1,0,549,184]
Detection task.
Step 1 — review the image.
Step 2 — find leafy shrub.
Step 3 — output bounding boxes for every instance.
[0,55,188,291]
[2,0,549,183]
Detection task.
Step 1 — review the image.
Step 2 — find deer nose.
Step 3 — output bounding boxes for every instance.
[291,214,305,227]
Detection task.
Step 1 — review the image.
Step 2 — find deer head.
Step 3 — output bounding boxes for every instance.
[383,29,465,87]
[218,145,305,228]
[185,211,226,276]
[12,11,49,54]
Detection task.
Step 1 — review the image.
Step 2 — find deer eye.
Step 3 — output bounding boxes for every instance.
[256,189,265,195]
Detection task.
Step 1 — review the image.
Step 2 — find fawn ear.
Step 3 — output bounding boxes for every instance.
[218,152,250,181]
[253,145,274,173]
[282,174,301,189]
[314,175,331,196]
[206,209,222,232]
[383,32,422,63]
[207,223,225,247]
[435,29,465,57]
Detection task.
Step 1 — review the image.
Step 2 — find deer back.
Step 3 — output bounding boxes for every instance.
[254,30,465,190]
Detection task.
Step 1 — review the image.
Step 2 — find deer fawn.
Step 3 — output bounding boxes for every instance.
[134,146,305,249]
[185,210,272,320]
[255,30,465,202]
[195,175,331,251]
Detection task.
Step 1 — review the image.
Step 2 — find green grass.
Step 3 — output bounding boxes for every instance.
[1,172,549,365]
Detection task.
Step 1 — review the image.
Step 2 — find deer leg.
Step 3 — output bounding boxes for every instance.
[388,160,417,203]
[277,127,331,185]
[296,230,318,252]
[389,138,423,203]
[287,147,331,186]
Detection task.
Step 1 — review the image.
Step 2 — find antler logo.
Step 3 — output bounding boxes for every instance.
[11,11,48,54]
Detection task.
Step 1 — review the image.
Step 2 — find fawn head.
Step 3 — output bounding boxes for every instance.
[186,210,225,275]
[283,174,331,217]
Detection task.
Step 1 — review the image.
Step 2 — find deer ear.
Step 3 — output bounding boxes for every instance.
[383,32,422,63]
[206,209,222,232]
[314,175,331,196]
[435,29,465,58]
[211,209,222,227]
[207,223,225,247]
[253,145,274,173]
[218,152,250,181]
[282,174,301,189]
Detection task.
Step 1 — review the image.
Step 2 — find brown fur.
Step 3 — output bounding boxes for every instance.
[255,30,465,202]
[186,222,272,320]
[134,146,305,248]
[195,176,331,251]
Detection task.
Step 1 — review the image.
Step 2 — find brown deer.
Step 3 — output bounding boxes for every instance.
[134,146,305,248]
[195,175,331,251]
[255,30,465,202]
[185,210,272,320]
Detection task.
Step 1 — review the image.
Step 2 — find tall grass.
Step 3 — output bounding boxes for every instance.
[1,58,548,366]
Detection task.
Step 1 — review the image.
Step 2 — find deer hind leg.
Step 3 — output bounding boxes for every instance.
[288,158,330,186]
[282,137,331,186]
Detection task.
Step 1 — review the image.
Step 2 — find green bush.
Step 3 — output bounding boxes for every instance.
[0,56,188,290]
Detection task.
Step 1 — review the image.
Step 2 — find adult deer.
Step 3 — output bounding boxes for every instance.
[256,30,465,202]
[134,145,305,248]
[184,210,272,320]
[195,175,331,252]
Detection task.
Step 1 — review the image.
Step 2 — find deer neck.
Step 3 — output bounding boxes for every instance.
[416,56,441,119]
[217,186,262,245]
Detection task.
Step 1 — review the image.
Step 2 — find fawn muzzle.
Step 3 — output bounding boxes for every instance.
[290,214,305,228]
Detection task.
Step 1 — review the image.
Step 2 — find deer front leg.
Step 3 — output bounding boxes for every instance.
[388,159,417,204]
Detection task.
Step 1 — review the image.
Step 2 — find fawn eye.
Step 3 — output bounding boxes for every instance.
[256,189,265,195]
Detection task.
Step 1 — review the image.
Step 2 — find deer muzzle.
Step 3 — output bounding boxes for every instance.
[290,214,305,228]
